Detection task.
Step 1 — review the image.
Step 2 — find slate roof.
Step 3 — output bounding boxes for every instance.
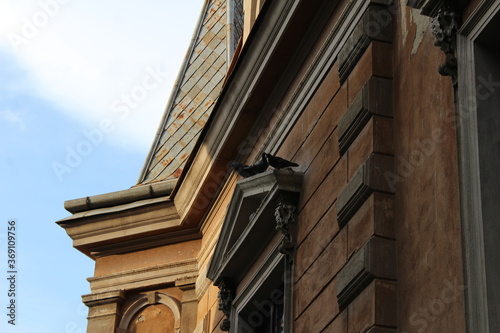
[137,0,230,185]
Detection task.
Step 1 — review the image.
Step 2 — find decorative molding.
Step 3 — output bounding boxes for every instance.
[338,77,393,154]
[274,201,297,255]
[57,196,183,258]
[336,237,396,310]
[431,6,460,84]
[337,154,394,228]
[82,290,125,307]
[87,258,198,293]
[217,279,234,331]
[455,2,500,332]
[207,170,303,286]
[338,4,393,83]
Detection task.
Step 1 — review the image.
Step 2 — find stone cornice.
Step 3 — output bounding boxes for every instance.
[87,258,198,293]
[57,196,182,258]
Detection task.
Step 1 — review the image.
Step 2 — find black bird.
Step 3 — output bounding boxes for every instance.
[231,162,258,178]
[231,153,269,178]
[253,152,269,173]
[265,153,299,169]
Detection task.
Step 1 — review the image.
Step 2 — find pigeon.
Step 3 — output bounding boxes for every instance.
[231,162,258,178]
[252,152,269,173]
[265,153,299,169]
[231,153,269,178]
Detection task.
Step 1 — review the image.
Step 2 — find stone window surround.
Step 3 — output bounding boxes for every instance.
[456,0,500,332]
[207,169,303,332]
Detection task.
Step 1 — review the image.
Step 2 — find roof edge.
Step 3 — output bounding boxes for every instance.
[63,179,177,214]
[137,0,212,184]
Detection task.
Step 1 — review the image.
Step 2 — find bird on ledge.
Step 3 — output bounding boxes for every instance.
[231,152,298,178]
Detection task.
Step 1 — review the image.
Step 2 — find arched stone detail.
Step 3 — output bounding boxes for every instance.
[116,292,181,333]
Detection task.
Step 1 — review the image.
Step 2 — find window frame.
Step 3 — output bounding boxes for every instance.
[207,170,302,333]
[456,1,500,331]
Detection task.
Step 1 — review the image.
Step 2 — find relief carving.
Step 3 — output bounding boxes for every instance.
[431,6,460,84]
[275,202,297,255]
[217,279,234,331]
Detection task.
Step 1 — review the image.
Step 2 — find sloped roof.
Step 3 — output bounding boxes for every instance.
[137,0,229,185]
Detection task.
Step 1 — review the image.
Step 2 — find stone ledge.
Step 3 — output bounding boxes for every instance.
[82,290,125,307]
[88,259,199,293]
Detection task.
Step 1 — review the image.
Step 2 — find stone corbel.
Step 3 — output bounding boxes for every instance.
[431,6,460,84]
[407,1,460,84]
[274,201,297,255]
[217,279,234,331]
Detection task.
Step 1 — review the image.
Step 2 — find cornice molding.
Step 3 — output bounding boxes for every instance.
[57,197,182,258]
[87,258,198,293]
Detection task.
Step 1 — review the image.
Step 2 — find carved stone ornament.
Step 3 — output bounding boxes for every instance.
[275,202,297,255]
[431,6,460,84]
[217,280,234,331]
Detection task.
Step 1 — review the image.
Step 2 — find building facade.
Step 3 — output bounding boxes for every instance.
[57,0,500,332]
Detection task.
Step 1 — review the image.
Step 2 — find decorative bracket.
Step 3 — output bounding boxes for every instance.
[275,202,297,255]
[431,5,460,85]
[217,279,234,331]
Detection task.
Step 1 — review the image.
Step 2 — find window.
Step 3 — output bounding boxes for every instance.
[228,0,244,59]
[207,170,302,333]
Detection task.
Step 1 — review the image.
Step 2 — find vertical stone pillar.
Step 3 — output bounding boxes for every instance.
[82,290,125,333]
[176,277,198,333]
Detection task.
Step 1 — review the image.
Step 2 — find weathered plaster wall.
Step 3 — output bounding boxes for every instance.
[393,2,466,332]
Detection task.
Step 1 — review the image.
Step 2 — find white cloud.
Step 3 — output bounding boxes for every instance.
[1,109,26,130]
[0,0,203,151]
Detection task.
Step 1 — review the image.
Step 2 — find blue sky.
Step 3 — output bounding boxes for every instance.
[0,1,202,332]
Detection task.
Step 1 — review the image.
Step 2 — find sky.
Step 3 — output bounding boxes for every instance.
[0,0,202,332]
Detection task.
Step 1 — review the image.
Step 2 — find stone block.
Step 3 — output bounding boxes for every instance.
[339,4,393,83]
[337,154,394,228]
[294,228,347,316]
[294,279,340,332]
[336,237,396,310]
[301,130,340,205]
[339,77,393,154]
[298,156,347,244]
[295,202,338,280]
[347,280,397,333]
[347,193,395,256]
[347,116,394,180]
[322,311,347,332]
